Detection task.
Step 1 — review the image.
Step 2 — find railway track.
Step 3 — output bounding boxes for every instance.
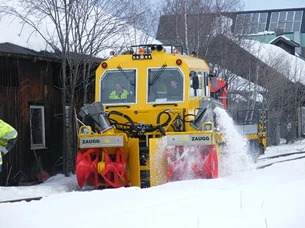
[256,150,305,169]
[0,196,43,204]
[2,151,305,204]
[0,187,94,204]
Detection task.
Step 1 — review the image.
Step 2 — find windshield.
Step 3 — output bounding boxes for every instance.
[147,68,184,103]
[100,69,136,104]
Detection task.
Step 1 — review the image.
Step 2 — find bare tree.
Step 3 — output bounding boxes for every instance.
[244,39,305,144]
[123,0,162,45]
[1,0,134,175]
[159,0,243,55]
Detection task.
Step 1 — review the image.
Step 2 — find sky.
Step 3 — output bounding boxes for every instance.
[1,109,305,228]
[243,0,305,11]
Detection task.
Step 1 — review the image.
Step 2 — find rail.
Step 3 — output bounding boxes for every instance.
[0,196,43,204]
[2,152,305,203]
[256,151,305,169]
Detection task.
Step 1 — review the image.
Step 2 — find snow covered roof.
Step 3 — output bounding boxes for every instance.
[206,35,290,88]
[0,42,58,59]
[269,35,300,47]
[242,39,305,84]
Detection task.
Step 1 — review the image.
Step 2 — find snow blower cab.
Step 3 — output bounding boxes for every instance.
[76,44,226,189]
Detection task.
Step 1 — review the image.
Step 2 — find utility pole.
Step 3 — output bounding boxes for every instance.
[184,0,189,54]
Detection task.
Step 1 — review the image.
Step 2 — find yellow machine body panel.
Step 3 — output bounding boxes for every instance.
[234,109,268,161]
[126,138,141,186]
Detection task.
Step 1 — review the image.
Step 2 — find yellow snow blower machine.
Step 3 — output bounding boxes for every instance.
[75,44,229,189]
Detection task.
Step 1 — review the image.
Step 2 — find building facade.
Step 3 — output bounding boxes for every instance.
[234,8,305,56]
[0,43,64,185]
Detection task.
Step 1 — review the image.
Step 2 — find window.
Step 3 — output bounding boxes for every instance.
[269,11,303,32]
[271,12,279,22]
[30,105,46,150]
[235,13,267,34]
[287,11,294,21]
[147,68,184,103]
[99,69,136,104]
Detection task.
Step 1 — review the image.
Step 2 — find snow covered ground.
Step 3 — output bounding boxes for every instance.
[1,107,305,228]
[1,138,305,228]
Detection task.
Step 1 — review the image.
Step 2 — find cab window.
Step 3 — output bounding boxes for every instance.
[147,68,184,103]
[99,69,136,104]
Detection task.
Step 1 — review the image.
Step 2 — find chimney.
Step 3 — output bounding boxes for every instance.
[274,28,284,36]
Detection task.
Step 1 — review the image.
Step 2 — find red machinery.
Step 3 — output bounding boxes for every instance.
[210,77,228,110]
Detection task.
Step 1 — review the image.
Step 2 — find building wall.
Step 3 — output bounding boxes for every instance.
[0,56,63,185]
[234,8,305,56]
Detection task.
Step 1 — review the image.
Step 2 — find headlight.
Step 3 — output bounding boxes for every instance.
[203,123,212,131]
[81,127,90,134]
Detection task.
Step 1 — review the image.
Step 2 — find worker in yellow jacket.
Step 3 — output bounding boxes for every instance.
[109,83,129,99]
[0,119,18,173]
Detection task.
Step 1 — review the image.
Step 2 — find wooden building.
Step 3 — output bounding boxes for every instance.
[0,43,64,185]
[270,34,300,55]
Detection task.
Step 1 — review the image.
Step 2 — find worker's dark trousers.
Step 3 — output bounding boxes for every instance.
[6,137,18,152]
[0,137,17,173]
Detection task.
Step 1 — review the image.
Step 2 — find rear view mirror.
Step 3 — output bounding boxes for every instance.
[190,70,199,89]
[193,76,199,89]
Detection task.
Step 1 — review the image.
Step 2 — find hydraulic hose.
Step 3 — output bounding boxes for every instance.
[156,110,172,135]
[108,111,137,136]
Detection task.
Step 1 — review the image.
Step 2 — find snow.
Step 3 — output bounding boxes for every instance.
[1,141,305,228]
[228,74,265,102]
[269,35,295,43]
[242,39,305,84]
[1,114,305,228]
[215,108,254,176]
[253,31,275,36]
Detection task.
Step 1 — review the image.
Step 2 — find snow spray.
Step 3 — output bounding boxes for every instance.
[214,107,254,177]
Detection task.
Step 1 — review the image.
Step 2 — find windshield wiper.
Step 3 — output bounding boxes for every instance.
[149,64,167,86]
[117,66,135,86]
